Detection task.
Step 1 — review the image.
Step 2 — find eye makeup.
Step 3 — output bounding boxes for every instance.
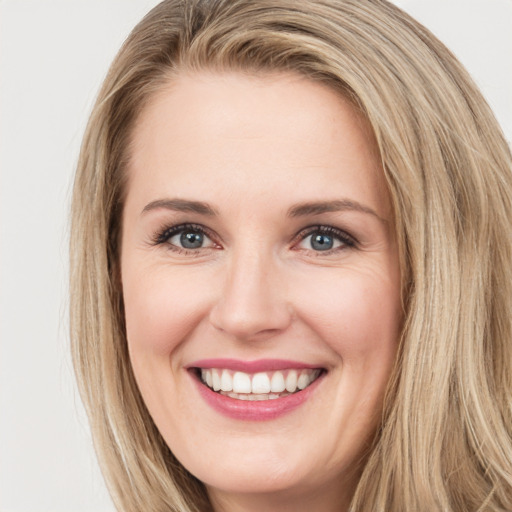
[149,221,358,257]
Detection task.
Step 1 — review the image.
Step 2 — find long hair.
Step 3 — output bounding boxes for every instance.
[70,1,512,510]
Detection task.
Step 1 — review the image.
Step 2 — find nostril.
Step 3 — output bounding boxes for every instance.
[208,258,292,338]
[209,299,293,340]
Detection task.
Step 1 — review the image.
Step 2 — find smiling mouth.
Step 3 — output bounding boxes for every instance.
[195,368,324,401]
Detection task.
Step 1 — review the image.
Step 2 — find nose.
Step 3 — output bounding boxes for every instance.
[209,249,292,341]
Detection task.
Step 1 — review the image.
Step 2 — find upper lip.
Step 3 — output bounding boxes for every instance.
[186,358,324,373]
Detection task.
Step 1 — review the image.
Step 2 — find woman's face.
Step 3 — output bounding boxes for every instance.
[121,71,402,509]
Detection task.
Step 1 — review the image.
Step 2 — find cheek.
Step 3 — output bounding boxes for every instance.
[121,264,217,429]
[122,264,215,358]
[290,265,401,363]
[291,266,401,434]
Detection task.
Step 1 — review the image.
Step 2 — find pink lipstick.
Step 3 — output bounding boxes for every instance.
[187,359,325,421]
[187,358,319,372]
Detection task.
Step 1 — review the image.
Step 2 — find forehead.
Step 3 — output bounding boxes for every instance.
[125,71,390,218]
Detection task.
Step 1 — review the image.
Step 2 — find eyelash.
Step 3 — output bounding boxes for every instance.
[294,225,357,254]
[152,223,217,255]
[151,223,357,255]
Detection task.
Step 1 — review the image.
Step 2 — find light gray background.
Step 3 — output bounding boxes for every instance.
[1,1,510,511]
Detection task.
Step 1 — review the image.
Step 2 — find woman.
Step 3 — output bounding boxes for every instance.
[70,0,512,510]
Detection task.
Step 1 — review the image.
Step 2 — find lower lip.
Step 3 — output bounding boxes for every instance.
[190,371,325,421]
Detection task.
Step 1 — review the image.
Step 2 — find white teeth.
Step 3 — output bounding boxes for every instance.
[297,372,310,390]
[285,370,298,392]
[233,372,252,393]
[212,369,221,391]
[220,370,232,392]
[270,371,286,392]
[221,391,291,401]
[199,367,322,398]
[248,393,269,401]
[251,372,271,394]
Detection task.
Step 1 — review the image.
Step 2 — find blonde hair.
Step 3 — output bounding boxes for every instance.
[70,1,512,510]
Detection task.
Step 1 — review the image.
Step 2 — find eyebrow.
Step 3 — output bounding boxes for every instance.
[141,198,218,216]
[287,199,385,222]
[141,197,385,222]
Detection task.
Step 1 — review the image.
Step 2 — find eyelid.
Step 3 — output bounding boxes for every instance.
[152,222,220,249]
[291,225,357,251]
[150,222,357,254]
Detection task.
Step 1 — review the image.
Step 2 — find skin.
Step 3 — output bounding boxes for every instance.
[121,71,402,512]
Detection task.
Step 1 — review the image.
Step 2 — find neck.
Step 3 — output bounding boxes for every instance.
[208,478,354,512]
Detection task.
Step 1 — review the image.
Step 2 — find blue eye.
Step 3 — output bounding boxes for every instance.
[156,224,215,251]
[297,227,354,252]
[310,233,335,251]
[177,231,205,249]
